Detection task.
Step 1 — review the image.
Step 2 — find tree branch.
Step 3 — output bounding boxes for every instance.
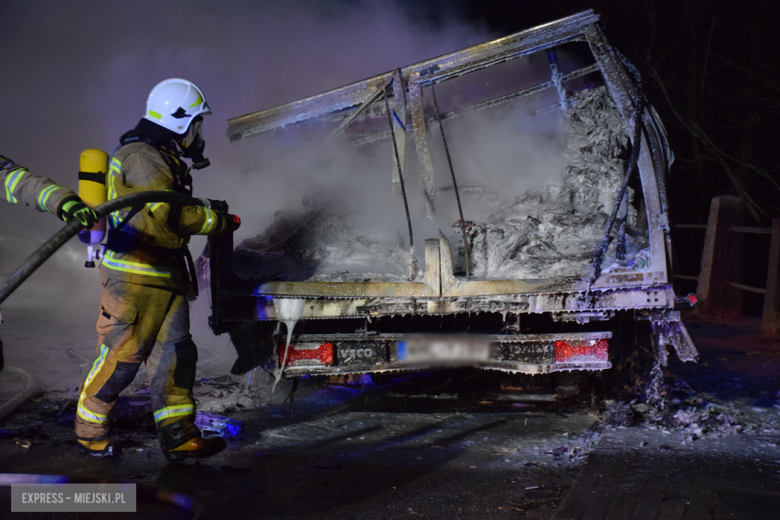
[648,64,768,220]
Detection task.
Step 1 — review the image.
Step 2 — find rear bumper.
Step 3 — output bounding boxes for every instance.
[276,331,612,377]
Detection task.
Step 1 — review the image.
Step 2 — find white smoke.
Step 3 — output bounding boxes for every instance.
[0,0,580,377]
[0,0,495,376]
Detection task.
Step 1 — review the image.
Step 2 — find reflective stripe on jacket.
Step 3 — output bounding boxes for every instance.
[100,142,228,288]
[1,164,75,215]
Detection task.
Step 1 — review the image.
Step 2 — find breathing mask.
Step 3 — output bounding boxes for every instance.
[181,116,210,170]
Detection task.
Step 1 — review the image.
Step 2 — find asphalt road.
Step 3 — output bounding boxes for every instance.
[0,308,778,520]
[0,369,598,519]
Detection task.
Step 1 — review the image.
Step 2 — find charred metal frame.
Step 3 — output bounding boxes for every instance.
[212,10,697,375]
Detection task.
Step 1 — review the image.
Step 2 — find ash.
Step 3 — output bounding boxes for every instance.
[232,199,419,282]
[453,87,647,279]
[231,87,649,283]
[601,378,780,445]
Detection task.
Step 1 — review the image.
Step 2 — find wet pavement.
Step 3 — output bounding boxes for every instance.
[0,312,778,519]
[554,314,780,520]
[553,426,780,520]
[0,370,599,519]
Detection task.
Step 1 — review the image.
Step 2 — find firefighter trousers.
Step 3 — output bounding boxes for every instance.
[75,278,200,450]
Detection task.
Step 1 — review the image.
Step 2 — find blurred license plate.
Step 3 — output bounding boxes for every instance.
[396,338,491,363]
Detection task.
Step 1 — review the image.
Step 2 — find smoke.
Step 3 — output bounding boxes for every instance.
[0,0,574,374]
[229,83,570,253]
[226,48,575,281]
[0,0,494,372]
[0,0,492,231]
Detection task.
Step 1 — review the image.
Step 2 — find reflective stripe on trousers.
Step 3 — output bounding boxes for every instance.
[77,345,110,425]
[154,404,194,423]
[77,402,108,424]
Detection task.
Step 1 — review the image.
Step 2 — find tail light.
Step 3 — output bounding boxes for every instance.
[554,339,609,363]
[279,343,335,366]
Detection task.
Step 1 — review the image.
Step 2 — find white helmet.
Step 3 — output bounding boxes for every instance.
[143,78,211,134]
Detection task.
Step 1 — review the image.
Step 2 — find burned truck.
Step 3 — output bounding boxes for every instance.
[206,10,698,381]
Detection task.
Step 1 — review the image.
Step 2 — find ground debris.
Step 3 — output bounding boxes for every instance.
[543,431,601,465]
[597,376,774,444]
[193,375,259,413]
[601,400,634,428]
[0,422,44,439]
[195,411,243,438]
[14,439,32,449]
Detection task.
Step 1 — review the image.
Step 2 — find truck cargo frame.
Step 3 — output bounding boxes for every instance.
[208,10,697,378]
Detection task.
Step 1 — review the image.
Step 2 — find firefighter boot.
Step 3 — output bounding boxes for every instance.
[77,438,123,458]
[163,436,226,462]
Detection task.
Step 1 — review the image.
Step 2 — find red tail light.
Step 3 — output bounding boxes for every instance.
[279,343,335,366]
[554,339,609,363]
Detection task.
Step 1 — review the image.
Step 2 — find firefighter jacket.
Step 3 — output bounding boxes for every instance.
[2,163,76,216]
[101,142,228,289]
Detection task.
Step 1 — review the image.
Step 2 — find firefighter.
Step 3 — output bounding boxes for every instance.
[75,78,240,460]
[1,154,98,372]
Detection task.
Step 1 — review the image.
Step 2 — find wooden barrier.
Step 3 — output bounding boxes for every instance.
[696,196,746,317]
[762,219,780,335]
[687,196,780,335]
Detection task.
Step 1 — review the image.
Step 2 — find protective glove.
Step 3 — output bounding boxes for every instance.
[198,198,229,213]
[0,155,15,170]
[59,198,99,228]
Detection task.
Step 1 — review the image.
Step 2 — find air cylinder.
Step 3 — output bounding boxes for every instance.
[77,149,108,258]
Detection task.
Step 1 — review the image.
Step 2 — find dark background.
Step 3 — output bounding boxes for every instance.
[401,0,780,225]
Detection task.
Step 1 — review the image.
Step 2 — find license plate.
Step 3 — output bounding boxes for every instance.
[396,338,492,363]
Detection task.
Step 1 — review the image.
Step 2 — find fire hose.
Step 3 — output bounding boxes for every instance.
[0,192,212,517]
[0,366,38,422]
[0,191,210,307]
[0,192,210,417]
